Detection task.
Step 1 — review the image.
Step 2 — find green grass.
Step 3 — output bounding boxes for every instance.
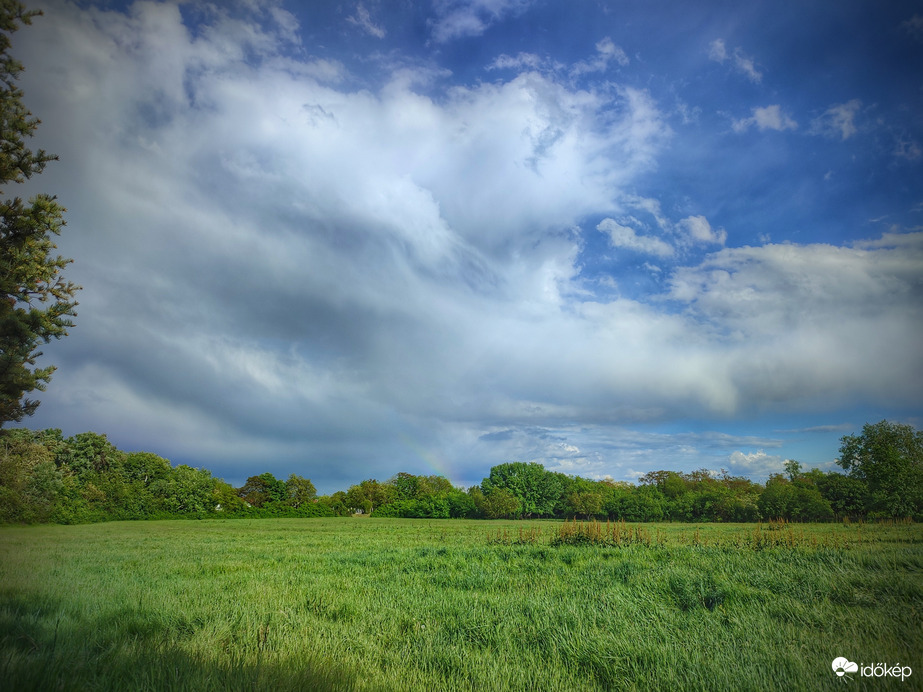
[1,519,921,691]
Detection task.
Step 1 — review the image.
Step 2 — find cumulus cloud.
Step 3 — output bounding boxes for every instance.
[677,215,726,246]
[622,195,670,231]
[603,204,724,251]
[667,234,923,409]
[725,450,784,479]
[733,104,798,132]
[474,427,611,479]
[17,0,674,482]
[15,0,923,489]
[810,99,861,140]
[474,426,786,483]
[598,218,674,257]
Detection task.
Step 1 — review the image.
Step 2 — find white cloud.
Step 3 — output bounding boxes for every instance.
[348,3,386,38]
[667,235,923,408]
[490,39,628,82]
[733,104,797,132]
[894,137,922,161]
[571,37,629,77]
[607,203,724,250]
[852,230,923,249]
[598,218,674,257]
[708,38,762,83]
[726,450,784,479]
[622,195,670,230]
[677,215,726,246]
[596,37,630,65]
[17,0,675,476]
[707,38,727,62]
[488,52,546,71]
[15,1,923,489]
[810,99,861,140]
[472,426,787,484]
[732,48,762,84]
[429,0,534,43]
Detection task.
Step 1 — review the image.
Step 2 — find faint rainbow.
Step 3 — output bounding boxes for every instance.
[397,431,455,485]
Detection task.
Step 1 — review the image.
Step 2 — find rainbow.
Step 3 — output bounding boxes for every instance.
[398,431,456,485]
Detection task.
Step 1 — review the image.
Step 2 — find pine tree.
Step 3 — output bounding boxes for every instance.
[0,1,79,426]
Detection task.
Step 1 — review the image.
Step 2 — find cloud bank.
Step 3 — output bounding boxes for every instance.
[13,0,923,489]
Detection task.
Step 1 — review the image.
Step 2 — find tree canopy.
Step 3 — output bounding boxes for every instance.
[481,461,563,518]
[838,420,923,518]
[2,421,921,524]
[0,1,79,426]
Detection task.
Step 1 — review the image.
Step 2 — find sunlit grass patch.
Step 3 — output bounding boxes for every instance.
[1,518,921,690]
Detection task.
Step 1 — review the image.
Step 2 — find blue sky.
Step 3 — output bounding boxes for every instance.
[13,0,923,491]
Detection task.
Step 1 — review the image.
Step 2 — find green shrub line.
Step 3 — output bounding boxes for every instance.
[2,419,922,525]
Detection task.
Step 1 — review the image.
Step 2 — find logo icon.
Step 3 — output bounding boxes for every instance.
[833,657,859,679]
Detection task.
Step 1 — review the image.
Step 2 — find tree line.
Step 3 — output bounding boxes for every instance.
[1,420,920,524]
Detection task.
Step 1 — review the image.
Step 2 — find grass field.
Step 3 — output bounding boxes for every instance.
[1,518,921,691]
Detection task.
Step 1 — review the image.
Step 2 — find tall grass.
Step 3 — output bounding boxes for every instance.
[533,518,876,550]
[1,518,921,691]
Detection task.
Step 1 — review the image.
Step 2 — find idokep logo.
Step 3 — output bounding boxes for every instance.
[832,658,858,679]
[832,657,913,682]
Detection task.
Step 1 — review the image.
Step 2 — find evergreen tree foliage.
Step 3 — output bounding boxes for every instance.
[0,1,79,425]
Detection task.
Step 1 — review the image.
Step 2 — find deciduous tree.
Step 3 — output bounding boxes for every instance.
[838,420,923,518]
[345,478,393,514]
[238,472,286,508]
[285,473,316,508]
[480,487,520,519]
[481,462,562,518]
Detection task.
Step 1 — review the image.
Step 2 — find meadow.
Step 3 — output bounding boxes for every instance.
[0,518,921,691]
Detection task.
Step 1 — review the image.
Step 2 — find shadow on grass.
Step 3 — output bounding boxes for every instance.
[0,591,368,691]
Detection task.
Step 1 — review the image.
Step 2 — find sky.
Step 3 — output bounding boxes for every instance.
[10,0,923,492]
